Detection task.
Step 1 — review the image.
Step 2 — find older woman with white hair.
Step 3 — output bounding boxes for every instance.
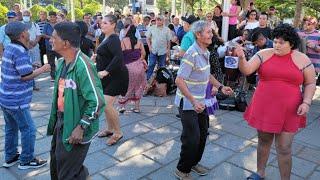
[174,21,233,179]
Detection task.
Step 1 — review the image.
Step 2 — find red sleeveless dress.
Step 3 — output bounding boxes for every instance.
[244,51,306,133]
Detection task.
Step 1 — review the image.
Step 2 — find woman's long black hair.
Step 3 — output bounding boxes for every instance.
[125,25,138,50]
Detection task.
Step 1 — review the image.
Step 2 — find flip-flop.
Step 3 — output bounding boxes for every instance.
[132,108,140,113]
[118,107,126,114]
[98,130,113,138]
[247,172,264,180]
[107,134,123,146]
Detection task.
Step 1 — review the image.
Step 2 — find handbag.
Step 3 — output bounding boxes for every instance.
[234,88,247,112]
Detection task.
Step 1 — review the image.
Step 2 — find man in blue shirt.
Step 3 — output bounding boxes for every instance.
[43,11,60,81]
[0,11,17,58]
[178,15,198,57]
[1,21,50,170]
[251,29,273,54]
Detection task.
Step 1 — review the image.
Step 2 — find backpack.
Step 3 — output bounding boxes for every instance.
[156,67,176,94]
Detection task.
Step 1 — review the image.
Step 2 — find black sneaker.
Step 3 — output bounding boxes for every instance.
[18,157,47,170]
[2,153,20,168]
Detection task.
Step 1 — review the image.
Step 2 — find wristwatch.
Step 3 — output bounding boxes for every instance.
[79,122,89,130]
[80,124,87,130]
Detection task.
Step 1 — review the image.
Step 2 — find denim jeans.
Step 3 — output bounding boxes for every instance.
[146,53,167,80]
[2,107,36,164]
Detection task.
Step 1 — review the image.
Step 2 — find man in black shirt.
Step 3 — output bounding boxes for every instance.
[36,11,48,65]
[251,12,272,40]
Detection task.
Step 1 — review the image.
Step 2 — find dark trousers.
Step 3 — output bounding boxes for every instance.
[39,38,46,66]
[144,45,150,64]
[177,100,209,173]
[50,115,90,180]
[46,50,61,79]
[228,24,238,41]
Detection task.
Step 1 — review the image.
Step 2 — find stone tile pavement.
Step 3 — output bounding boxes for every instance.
[0,74,320,180]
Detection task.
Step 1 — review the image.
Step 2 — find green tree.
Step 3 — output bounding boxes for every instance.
[185,0,201,14]
[157,0,171,13]
[74,8,84,20]
[45,4,58,13]
[96,0,128,11]
[82,1,101,15]
[0,3,9,25]
[30,4,47,21]
[1,0,19,10]
[254,0,320,19]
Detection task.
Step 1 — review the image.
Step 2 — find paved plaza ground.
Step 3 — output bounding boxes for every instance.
[0,73,320,180]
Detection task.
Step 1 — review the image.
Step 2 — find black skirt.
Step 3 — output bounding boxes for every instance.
[101,66,129,96]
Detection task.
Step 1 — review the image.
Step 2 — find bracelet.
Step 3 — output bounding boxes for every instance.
[302,101,311,106]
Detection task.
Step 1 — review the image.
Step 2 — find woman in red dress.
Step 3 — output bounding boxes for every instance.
[235,24,316,180]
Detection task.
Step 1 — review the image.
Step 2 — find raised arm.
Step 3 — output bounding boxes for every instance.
[236,46,269,75]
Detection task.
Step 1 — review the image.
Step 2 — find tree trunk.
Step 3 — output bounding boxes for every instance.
[80,0,83,9]
[293,0,304,28]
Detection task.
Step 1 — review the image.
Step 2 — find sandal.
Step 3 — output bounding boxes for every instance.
[98,130,113,138]
[119,107,126,114]
[247,172,264,180]
[107,134,123,146]
[132,108,140,113]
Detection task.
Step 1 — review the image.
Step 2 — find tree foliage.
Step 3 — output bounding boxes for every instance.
[82,1,101,15]
[45,4,59,13]
[96,0,128,11]
[30,4,47,21]
[157,0,171,13]
[0,3,9,25]
[74,7,85,20]
[254,0,319,19]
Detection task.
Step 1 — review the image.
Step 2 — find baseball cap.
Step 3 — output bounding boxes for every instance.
[5,21,28,40]
[7,11,17,18]
[181,15,198,25]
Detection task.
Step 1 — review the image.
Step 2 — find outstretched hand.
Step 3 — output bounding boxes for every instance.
[221,86,234,96]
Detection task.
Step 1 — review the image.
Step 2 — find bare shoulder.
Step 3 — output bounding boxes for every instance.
[292,50,311,65]
[292,50,310,61]
[257,48,274,61]
[258,48,274,55]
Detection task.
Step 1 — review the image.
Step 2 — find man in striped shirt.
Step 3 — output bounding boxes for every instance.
[0,21,50,169]
[298,16,320,84]
[174,21,233,179]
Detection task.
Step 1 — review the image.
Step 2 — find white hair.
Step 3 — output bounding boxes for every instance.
[191,20,211,38]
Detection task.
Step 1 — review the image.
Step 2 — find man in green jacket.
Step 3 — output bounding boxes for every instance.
[47,22,105,179]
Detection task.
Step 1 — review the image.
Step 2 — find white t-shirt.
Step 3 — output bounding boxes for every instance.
[135,2,140,8]
[244,21,259,30]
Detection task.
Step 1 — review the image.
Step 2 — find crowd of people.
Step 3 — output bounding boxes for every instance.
[0,1,319,180]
